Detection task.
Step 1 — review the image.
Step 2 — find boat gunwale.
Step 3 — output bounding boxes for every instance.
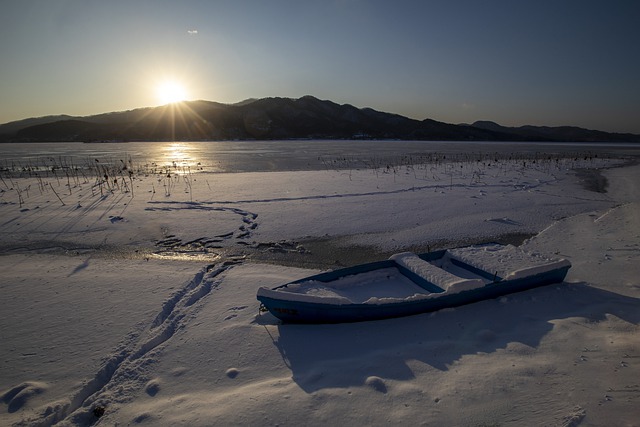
[275,249,452,293]
[257,245,572,323]
[257,264,571,323]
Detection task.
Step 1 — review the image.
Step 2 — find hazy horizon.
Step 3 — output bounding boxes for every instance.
[2,1,639,133]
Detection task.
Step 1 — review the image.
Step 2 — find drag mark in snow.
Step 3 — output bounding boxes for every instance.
[138,260,239,359]
[185,179,557,205]
[21,260,241,427]
[151,267,209,328]
[593,204,625,223]
[147,202,259,251]
[486,217,522,226]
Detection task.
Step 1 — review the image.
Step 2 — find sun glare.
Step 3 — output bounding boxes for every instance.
[156,80,188,104]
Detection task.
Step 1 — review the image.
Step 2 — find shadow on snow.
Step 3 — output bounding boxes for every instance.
[259,282,640,393]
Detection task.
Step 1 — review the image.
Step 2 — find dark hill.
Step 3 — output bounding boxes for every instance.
[1,96,639,142]
[471,120,640,143]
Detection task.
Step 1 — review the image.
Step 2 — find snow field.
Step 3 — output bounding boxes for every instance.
[0,155,638,426]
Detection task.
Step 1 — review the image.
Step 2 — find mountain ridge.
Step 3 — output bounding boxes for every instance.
[1,96,638,143]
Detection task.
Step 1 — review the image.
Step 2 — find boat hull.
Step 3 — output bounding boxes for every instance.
[257,246,571,323]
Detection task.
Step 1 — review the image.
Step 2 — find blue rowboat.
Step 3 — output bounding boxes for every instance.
[257,244,571,323]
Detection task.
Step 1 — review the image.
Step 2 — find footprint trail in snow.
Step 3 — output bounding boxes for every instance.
[21,259,241,426]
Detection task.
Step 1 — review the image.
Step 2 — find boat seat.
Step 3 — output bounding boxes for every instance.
[446,245,572,281]
[390,252,484,293]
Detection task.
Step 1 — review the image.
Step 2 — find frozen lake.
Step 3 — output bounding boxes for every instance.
[1,143,639,426]
[1,140,639,173]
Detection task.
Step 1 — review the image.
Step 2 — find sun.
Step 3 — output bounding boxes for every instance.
[156,80,188,104]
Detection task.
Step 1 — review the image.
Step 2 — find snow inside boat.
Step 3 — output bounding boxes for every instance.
[256,244,571,323]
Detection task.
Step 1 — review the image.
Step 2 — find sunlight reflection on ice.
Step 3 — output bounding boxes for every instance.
[160,142,202,174]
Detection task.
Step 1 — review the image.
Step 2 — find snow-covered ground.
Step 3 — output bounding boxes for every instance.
[1,152,638,426]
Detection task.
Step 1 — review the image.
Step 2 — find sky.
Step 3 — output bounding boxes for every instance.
[1,0,639,133]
